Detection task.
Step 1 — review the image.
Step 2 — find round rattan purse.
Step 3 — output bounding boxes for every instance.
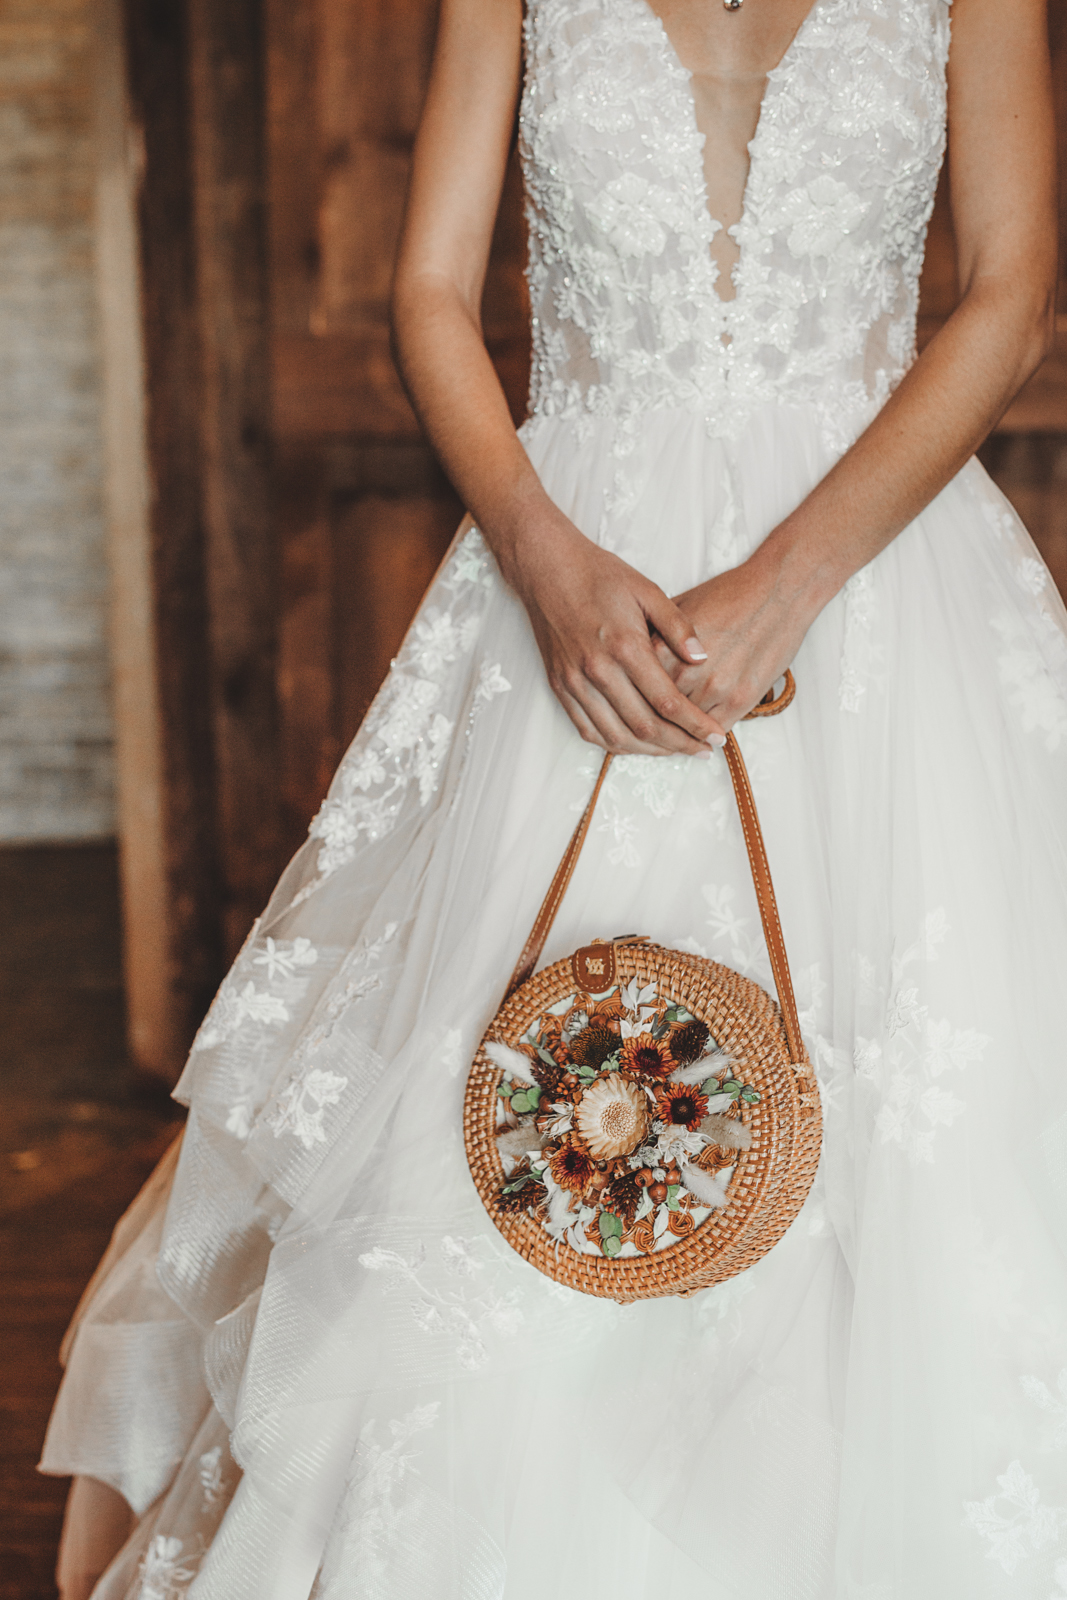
[463,673,821,1301]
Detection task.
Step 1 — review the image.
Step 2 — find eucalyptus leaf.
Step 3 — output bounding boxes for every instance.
[667,1184,680,1212]
[598,1211,623,1240]
[741,1087,760,1104]
[511,1093,532,1114]
[527,1085,542,1107]
[603,1235,622,1258]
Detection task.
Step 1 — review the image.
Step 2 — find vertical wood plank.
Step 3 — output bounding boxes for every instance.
[117,0,224,1072]
[266,0,530,838]
[187,0,282,957]
[93,0,179,1077]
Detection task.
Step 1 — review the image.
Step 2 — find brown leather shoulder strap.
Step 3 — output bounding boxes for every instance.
[720,731,805,1064]
[503,672,806,1066]
[506,756,614,999]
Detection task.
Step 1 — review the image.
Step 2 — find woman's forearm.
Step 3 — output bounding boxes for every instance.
[392,268,726,755]
[391,272,560,590]
[751,279,1056,615]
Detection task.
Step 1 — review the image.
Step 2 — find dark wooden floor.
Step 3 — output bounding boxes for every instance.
[0,845,182,1600]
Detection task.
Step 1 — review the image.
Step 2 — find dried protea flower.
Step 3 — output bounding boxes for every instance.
[574,1073,649,1160]
[570,1024,619,1070]
[603,1169,643,1229]
[618,1033,673,1080]
[549,1137,596,1194]
[654,1084,709,1132]
[670,1019,710,1066]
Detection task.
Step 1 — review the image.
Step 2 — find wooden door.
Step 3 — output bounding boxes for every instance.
[266,0,529,853]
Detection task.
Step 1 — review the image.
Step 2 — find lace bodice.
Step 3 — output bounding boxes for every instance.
[520,0,951,445]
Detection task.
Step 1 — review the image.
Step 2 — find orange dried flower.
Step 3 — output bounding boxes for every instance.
[654,1085,709,1131]
[618,1033,673,1080]
[549,1137,595,1195]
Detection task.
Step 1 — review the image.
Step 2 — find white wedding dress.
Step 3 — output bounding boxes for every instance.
[41,0,1067,1595]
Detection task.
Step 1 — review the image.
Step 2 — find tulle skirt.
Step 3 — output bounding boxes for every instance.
[41,400,1067,1599]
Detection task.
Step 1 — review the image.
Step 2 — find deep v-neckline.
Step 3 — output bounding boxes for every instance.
[633,0,824,304]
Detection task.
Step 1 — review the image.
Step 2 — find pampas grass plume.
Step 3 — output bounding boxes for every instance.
[679,1160,730,1209]
[669,1048,732,1086]
[496,1126,544,1161]
[699,1113,752,1151]
[485,1039,539,1085]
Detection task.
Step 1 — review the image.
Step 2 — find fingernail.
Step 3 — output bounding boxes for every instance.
[706,732,725,748]
[685,637,708,661]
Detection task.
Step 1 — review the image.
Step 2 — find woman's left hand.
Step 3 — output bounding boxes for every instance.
[653,542,826,731]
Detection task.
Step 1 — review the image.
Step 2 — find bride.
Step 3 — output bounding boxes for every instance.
[46,0,1067,1595]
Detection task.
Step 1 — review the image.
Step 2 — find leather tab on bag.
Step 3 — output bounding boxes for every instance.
[572,942,616,993]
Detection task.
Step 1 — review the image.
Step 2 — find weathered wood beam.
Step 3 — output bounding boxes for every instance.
[187,0,281,957]
[96,0,224,1078]
[93,0,179,1076]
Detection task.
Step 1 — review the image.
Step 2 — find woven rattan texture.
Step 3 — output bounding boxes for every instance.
[464,942,822,1302]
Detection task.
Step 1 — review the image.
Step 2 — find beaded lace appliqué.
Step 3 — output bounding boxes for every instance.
[521,0,951,450]
[302,529,505,894]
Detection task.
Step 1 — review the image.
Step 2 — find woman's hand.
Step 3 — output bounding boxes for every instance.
[654,538,827,730]
[503,507,728,756]
[56,1475,134,1600]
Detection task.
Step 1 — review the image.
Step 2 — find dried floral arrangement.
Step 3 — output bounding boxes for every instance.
[488,976,760,1259]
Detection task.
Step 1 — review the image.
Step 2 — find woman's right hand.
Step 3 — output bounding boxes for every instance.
[498,506,727,757]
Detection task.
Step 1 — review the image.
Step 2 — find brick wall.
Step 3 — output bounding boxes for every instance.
[0,0,113,841]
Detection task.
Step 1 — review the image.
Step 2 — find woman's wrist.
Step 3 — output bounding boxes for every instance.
[482,489,587,599]
[751,513,852,621]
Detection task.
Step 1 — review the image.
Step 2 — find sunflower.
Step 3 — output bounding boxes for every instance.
[574,1073,649,1160]
[669,1019,710,1066]
[570,1023,619,1070]
[549,1137,596,1194]
[618,1033,673,1080]
[654,1084,709,1131]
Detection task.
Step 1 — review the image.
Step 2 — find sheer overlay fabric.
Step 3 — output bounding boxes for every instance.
[41,1,1067,1595]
